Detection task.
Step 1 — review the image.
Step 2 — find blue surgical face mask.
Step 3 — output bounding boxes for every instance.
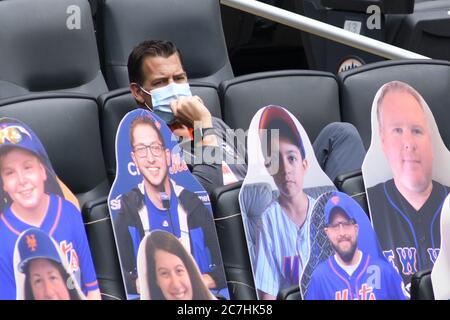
[141,82,192,124]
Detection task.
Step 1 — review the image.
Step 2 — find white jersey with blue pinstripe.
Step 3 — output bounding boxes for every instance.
[255,195,316,297]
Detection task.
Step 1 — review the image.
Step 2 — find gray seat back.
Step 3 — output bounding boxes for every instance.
[0,0,107,99]
[339,59,450,149]
[220,70,341,141]
[101,0,233,89]
[210,182,258,300]
[411,269,435,300]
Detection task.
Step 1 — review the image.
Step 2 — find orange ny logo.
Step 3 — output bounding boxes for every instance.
[26,234,37,252]
[331,195,340,205]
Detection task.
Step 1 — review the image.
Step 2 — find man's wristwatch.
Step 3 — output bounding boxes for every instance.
[194,127,216,140]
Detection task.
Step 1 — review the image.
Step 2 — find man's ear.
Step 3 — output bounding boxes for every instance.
[130,83,146,105]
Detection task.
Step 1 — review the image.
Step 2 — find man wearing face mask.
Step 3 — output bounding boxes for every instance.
[128,40,247,197]
[127,40,366,195]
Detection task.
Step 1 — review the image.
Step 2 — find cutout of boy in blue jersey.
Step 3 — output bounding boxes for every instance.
[305,193,406,300]
[114,114,226,296]
[253,105,335,300]
[15,228,86,300]
[0,118,100,300]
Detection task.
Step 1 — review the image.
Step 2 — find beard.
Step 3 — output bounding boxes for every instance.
[333,238,358,263]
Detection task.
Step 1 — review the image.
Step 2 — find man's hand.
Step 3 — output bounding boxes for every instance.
[171,96,217,146]
[170,96,213,128]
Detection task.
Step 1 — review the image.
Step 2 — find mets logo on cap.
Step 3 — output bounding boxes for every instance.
[324,191,357,225]
[17,228,63,273]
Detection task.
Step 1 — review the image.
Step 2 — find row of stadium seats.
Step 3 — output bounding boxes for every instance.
[0,0,233,99]
[1,0,448,300]
[2,0,449,99]
[212,58,450,300]
[211,59,450,300]
[1,58,449,299]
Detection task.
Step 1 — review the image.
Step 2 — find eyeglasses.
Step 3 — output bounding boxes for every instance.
[133,143,164,158]
[326,220,355,231]
[0,126,31,145]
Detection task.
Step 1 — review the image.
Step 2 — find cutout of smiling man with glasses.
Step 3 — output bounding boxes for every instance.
[113,115,226,296]
[305,193,405,300]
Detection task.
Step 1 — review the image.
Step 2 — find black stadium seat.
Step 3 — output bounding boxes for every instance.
[83,196,125,300]
[0,0,108,99]
[391,1,450,63]
[210,181,257,300]
[100,0,233,89]
[98,88,136,184]
[277,285,302,300]
[338,59,450,149]
[411,269,435,300]
[0,93,125,300]
[334,170,369,215]
[98,82,223,184]
[0,94,108,203]
[220,4,255,57]
[219,70,341,141]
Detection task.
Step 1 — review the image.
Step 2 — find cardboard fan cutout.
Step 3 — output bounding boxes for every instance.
[238,105,336,300]
[301,191,405,300]
[137,230,216,300]
[362,81,450,296]
[431,194,450,300]
[108,109,228,299]
[0,117,99,300]
[13,228,86,300]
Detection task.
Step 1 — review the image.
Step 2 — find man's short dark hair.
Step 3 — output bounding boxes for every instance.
[129,115,166,149]
[127,40,183,85]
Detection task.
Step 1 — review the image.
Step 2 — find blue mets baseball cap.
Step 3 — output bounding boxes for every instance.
[0,118,52,169]
[324,192,357,226]
[259,105,306,159]
[17,228,62,273]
